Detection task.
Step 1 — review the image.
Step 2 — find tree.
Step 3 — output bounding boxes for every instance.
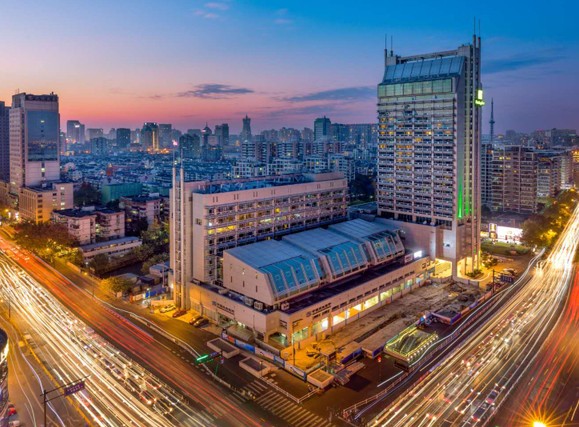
[14,222,76,255]
[88,253,110,274]
[74,182,102,207]
[141,253,169,274]
[102,276,134,294]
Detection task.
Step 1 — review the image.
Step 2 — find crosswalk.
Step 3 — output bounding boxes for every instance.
[231,380,335,427]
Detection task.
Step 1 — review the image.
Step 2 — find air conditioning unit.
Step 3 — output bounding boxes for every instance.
[254,301,264,311]
[281,302,290,311]
[244,297,254,306]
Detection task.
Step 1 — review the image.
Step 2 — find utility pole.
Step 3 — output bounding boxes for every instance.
[42,376,88,426]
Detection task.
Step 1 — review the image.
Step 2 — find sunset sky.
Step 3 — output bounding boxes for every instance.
[1,0,577,133]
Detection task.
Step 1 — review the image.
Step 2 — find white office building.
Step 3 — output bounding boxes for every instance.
[170,171,349,308]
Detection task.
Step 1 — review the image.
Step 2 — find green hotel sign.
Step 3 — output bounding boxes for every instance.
[475,89,485,106]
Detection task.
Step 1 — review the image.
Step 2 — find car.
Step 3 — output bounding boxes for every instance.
[485,389,499,405]
[189,315,203,325]
[139,390,156,405]
[159,304,176,313]
[7,404,16,416]
[172,309,187,318]
[193,317,209,328]
[154,399,174,415]
[124,377,140,393]
[100,358,113,369]
[472,402,491,423]
[145,376,162,390]
[111,367,125,380]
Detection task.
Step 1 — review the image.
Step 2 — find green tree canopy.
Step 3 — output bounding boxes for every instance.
[141,253,169,274]
[74,182,102,207]
[14,222,77,253]
[88,253,110,273]
[102,276,134,294]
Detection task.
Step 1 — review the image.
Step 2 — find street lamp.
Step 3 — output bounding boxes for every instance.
[533,422,547,427]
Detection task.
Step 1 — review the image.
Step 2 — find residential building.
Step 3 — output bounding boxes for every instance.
[79,236,142,262]
[377,36,483,276]
[52,207,125,244]
[120,194,163,226]
[536,154,560,200]
[95,208,125,241]
[116,128,131,150]
[490,145,538,214]
[170,171,349,308]
[314,116,331,142]
[481,142,493,210]
[19,182,74,223]
[52,208,97,245]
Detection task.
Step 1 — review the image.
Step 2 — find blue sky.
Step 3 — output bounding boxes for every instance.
[0,0,577,132]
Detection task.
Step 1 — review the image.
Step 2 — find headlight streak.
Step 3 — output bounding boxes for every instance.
[0,255,208,427]
[370,204,579,427]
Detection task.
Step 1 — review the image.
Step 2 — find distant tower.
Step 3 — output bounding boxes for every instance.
[10,92,60,191]
[489,98,495,143]
[314,116,331,141]
[141,122,159,151]
[241,115,252,142]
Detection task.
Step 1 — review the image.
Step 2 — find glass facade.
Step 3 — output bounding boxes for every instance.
[262,256,323,300]
[319,241,367,277]
[378,78,452,97]
[27,110,59,161]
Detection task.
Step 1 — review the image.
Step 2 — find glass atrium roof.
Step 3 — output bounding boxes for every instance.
[381,56,464,84]
[225,240,324,301]
[329,219,405,263]
[319,241,367,277]
[284,228,369,278]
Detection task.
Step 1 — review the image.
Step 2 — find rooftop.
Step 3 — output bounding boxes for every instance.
[80,236,140,251]
[53,209,96,218]
[192,172,345,194]
[381,55,464,84]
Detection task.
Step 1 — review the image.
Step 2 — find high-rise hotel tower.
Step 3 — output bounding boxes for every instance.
[377,36,483,276]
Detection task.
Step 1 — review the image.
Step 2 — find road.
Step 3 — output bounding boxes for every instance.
[0,313,81,426]
[368,202,579,427]
[0,237,272,427]
[493,264,579,426]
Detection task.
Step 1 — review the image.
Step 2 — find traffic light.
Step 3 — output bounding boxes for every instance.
[195,354,211,365]
[195,351,221,365]
[377,355,382,363]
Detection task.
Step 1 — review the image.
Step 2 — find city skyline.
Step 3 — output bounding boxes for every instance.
[1,0,578,133]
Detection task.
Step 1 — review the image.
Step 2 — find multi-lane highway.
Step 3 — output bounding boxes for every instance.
[369,203,579,427]
[0,237,269,427]
[0,250,231,426]
[495,264,579,426]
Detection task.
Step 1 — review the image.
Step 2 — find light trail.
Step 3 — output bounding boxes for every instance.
[369,203,579,426]
[0,252,213,426]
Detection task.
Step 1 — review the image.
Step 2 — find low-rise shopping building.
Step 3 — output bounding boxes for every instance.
[189,218,432,349]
